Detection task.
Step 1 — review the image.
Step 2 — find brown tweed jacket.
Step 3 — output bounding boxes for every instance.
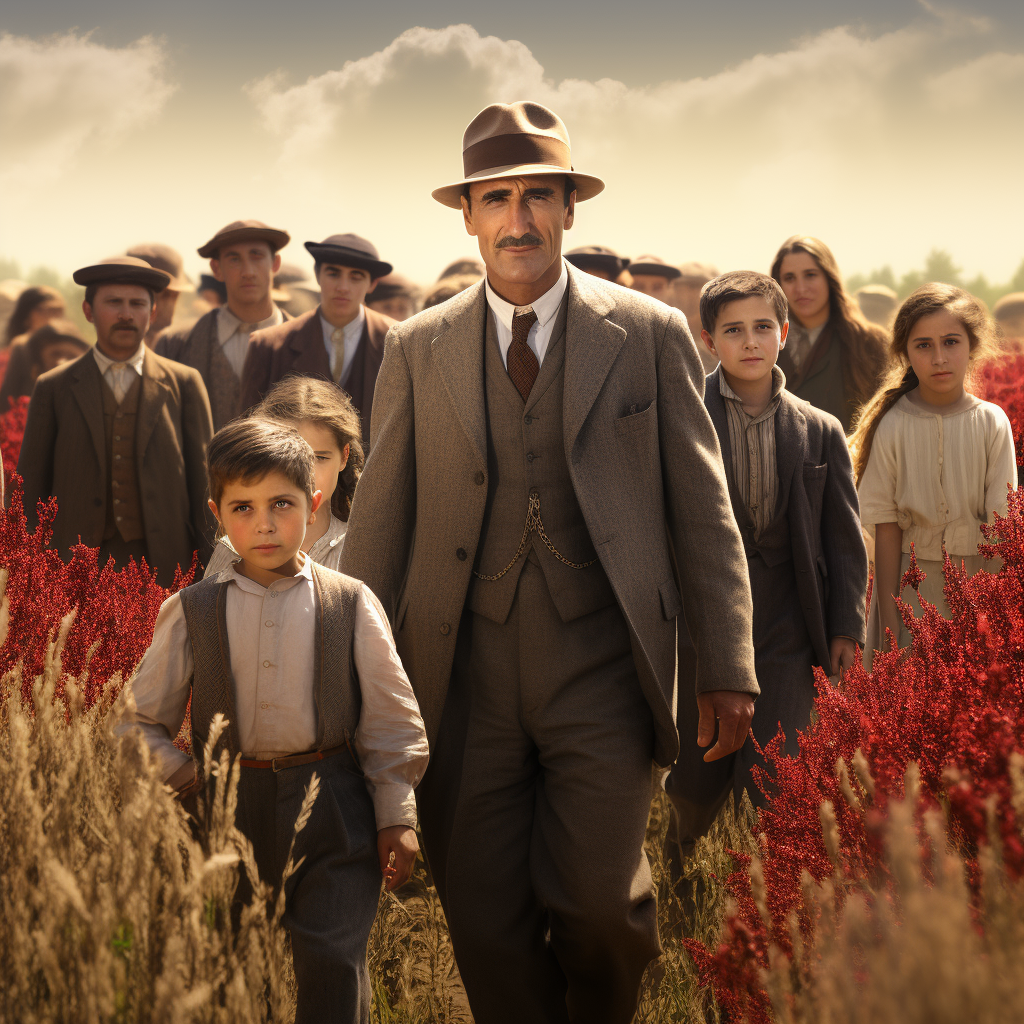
[238,305,395,441]
[18,348,215,587]
[340,264,758,767]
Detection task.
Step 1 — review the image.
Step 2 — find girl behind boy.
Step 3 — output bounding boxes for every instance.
[852,283,1018,667]
[205,376,362,576]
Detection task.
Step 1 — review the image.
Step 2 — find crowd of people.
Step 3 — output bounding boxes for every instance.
[2,99,1021,1024]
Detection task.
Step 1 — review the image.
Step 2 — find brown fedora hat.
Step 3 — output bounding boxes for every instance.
[126,243,195,292]
[73,256,171,292]
[432,101,604,209]
[198,220,290,259]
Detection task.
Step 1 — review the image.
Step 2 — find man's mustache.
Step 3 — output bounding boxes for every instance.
[495,233,543,249]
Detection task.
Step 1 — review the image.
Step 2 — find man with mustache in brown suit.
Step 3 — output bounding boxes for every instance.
[341,101,759,1024]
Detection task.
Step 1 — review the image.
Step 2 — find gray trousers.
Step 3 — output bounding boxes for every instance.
[666,551,816,849]
[234,751,381,1024]
[416,557,660,1024]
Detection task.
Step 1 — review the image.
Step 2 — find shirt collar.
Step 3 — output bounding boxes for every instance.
[93,342,146,376]
[484,259,568,333]
[719,363,787,406]
[224,549,315,594]
[218,304,282,344]
[320,305,365,345]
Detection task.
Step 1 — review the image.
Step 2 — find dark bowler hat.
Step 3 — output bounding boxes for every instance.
[565,245,630,278]
[73,256,171,292]
[304,234,392,279]
[629,255,682,280]
[198,220,290,259]
[432,101,605,209]
[125,243,194,291]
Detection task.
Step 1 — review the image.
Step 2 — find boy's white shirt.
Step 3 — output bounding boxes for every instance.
[119,553,428,830]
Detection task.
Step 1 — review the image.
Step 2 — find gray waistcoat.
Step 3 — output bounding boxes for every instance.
[178,561,363,776]
[467,297,616,625]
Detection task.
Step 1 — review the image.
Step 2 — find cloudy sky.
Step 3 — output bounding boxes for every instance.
[2,0,1023,286]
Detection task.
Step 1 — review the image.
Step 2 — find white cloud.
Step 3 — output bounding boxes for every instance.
[0,32,175,191]
[247,15,1024,282]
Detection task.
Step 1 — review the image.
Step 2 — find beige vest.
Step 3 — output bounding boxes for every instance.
[467,297,616,624]
[101,375,144,543]
[206,335,242,432]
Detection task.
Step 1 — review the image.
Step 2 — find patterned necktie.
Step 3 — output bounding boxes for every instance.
[508,308,539,403]
[331,327,346,382]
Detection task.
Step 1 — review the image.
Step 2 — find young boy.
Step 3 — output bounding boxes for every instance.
[665,270,867,854]
[120,417,429,1024]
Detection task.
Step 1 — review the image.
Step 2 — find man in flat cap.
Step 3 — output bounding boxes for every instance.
[155,220,290,430]
[629,255,682,303]
[341,101,758,1023]
[564,244,630,282]
[240,234,395,442]
[19,258,214,587]
[126,243,194,349]
[366,272,419,323]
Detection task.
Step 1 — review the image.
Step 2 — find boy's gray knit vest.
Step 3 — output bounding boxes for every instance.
[179,561,362,777]
[467,295,616,624]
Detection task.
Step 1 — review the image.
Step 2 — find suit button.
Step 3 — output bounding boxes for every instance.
[524,414,533,424]
[526,452,535,463]
[456,548,467,561]
[439,622,450,636]
[474,471,485,485]
[114,435,121,442]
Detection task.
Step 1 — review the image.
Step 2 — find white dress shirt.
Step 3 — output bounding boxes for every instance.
[321,306,366,384]
[121,553,429,829]
[218,305,284,378]
[484,259,568,369]
[93,343,146,403]
[203,512,348,577]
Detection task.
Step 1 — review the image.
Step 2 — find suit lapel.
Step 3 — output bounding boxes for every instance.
[563,266,625,453]
[361,307,387,401]
[136,349,172,457]
[287,308,331,375]
[431,282,488,462]
[774,390,806,516]
[69,353,107,472]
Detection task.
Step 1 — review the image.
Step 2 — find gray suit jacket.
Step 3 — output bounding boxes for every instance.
[340,265,757,767]
[703,368,868,663]
[18,348,214,587]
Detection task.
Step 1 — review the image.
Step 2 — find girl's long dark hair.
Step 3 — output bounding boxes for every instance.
[770,236,889,413]
[849,283,995,482]
[251,375,364,520]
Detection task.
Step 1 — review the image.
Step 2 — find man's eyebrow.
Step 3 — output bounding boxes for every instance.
[523,187,556,197]
[481,188,513,201]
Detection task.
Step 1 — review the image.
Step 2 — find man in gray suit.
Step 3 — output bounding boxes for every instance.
[341,101,759,1024]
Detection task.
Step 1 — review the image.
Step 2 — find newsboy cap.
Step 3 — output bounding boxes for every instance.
[304,234,392,279]
[565,245,630,278]
[125,243,194,292]
[628,255,682,280]
[432,101,604,209]
[73,256,171,292]
[198,220,290,259]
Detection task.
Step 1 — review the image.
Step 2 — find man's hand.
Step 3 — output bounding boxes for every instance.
[829,636,858,679]
[378,825,419,892]
[696,690,755,763]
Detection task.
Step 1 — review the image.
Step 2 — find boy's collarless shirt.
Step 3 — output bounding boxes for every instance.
[484,258,568,369]
[320,305,366,385]
[125,553,428,828]
[218,305,284,378]
[93,342,146,404]
[720,364,785,539]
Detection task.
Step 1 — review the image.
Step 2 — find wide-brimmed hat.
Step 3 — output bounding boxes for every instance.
[565,245,630,277]
[125,243,194,292]
[432,101,605,210]
[629,255,681,280]
[73,256,171,292]
[304,234,392,279]
[198,220,290,259]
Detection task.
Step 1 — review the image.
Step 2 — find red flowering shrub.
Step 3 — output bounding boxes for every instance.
[688,487,1024,1023]
[0,394,29,496]
[0,479,194,708]
[975,347,1024,470]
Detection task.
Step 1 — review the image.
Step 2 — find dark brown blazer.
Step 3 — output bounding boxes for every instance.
[18,348,215,587]
[703,366,867,663]
[238,305,395,441]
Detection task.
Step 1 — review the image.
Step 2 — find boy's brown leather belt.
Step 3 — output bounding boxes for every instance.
[240,743,350,773]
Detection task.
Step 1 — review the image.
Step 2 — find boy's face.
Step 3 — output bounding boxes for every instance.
[209,469,322,584]
[701,296,788,383]
[318,263,376,326]
[210,242,280,309]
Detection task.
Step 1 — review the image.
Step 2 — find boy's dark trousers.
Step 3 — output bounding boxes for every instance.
[233,750,381,1024]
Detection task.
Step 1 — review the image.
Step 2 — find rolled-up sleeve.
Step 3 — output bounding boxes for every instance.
[116,593,194,783]
[352,584,430,830]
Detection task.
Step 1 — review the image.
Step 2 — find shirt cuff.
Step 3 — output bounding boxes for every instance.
[367,781,419,831]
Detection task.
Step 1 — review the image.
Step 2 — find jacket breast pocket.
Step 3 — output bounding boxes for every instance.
[803,462,828,507]
[614,401,656,440]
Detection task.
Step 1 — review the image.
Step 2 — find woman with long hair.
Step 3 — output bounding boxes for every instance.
[770,236,888,432]
[851,283,1016,668]
[3,286,65,347]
